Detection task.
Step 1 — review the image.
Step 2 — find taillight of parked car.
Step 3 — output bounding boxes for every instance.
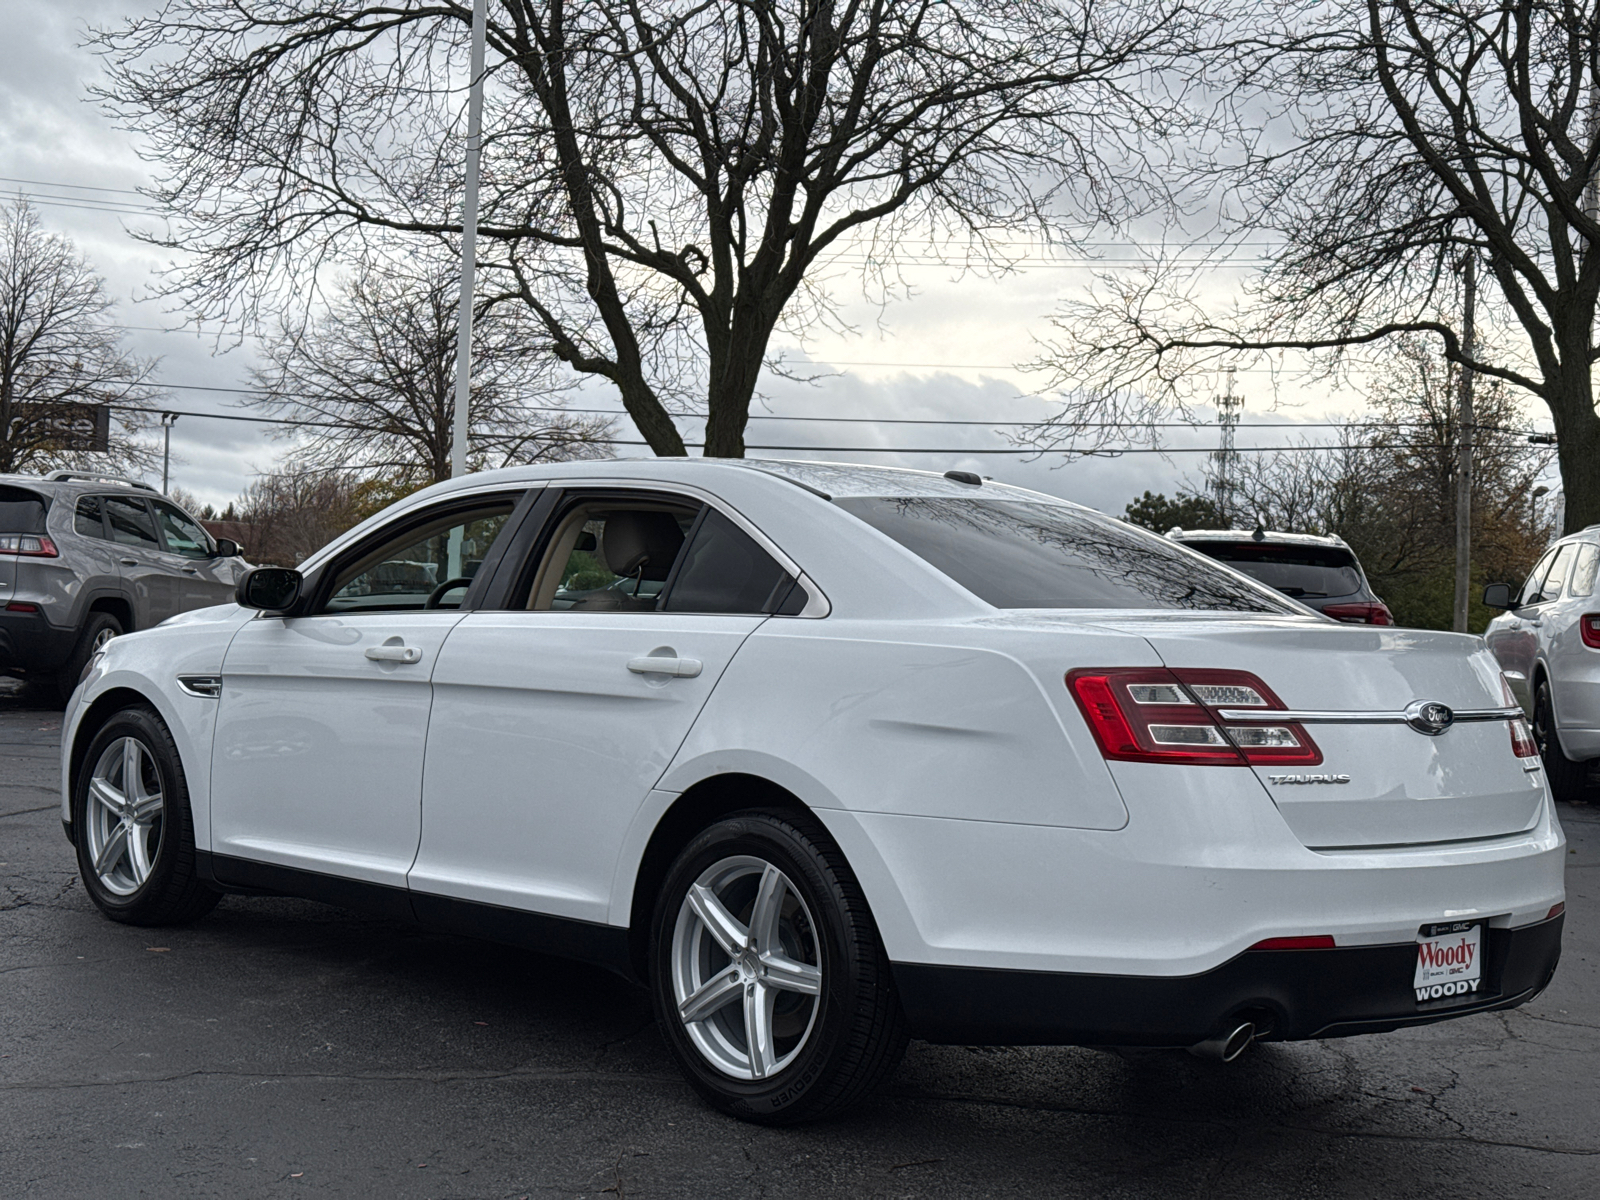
[0,534,58,557]
[1066,668,1322,767]
[1581,614,1600,649]
[1321,601,1394,625]
[1502,678,1540,761]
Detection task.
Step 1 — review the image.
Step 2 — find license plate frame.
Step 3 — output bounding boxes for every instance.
[1413,920,1485,1007]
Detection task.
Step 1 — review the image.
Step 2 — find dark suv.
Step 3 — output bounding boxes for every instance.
[1166,528,1395,625]
[0,471,247,701]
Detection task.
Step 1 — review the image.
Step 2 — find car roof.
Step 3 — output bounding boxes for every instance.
[0,472,160,497]
[1166,528,1351,549]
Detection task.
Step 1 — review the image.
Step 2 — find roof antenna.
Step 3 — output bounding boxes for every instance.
[1251,524,1267,542]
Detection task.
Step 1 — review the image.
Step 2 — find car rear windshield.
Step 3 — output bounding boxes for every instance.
[0,486,48,533]
[1183,542,1363,599]
[834,496,1297,612]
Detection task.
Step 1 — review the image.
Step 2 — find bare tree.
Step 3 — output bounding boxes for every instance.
[93,0,1216,457]
[0,197,158,476]
[250,252,613,484]
[1032,1,1600,533]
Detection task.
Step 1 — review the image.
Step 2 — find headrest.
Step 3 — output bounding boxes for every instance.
[599,510,685,580]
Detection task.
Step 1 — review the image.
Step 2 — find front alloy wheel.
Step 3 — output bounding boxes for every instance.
[1535,681,1592,803]
[650,810,907,1124]
[85,736,166,895]
[73,705,220,925]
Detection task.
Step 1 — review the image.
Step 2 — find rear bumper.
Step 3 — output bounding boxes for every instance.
[892,912,1563,1046]
[0,611,75,674]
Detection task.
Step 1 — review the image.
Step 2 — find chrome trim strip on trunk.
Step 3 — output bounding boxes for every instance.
[1217,706,1523,724]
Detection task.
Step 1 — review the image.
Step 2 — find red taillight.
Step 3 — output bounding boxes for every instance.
[1547,902,1566,921]
[0,533,58,557]
[1065,668,1322,767]
[1581,614,1600,649]
[1248,935,1337,951]
[1502,677,1539,760]
[1321,601,1394,625]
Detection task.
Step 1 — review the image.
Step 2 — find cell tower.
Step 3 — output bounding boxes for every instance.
[1210,369,1243,526]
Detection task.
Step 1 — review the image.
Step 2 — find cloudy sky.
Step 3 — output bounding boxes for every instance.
[2,2,1554,517]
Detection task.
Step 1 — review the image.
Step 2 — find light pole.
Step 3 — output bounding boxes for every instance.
[160,412,178,493]
[1532,484,1550,535]
[450,0,488,484]
[1452,254,1476,634]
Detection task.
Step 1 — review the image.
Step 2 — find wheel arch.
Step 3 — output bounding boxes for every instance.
[67,686,162,830]
[624,773,813,981]
[86,594,134,633]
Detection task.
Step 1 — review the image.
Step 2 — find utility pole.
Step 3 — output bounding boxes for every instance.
[448,0,488,581]
[1211,369,1242,526]
[160,412,178,493]
[1453,255,1476,634]
[450,0,488,484]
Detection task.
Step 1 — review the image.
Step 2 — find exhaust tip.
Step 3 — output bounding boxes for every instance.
[1189,1022,1256,1062]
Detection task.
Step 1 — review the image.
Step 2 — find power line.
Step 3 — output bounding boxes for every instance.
[0,176,147,195]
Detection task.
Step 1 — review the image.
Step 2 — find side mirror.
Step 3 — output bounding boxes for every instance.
[236,566,303,612]
[1482,582,1515,610]
[212,537,241,558]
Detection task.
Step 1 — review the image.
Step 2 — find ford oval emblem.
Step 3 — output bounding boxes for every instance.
[1405,700,1455,735]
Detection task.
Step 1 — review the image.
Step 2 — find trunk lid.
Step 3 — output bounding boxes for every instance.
[1083,613,1543,849]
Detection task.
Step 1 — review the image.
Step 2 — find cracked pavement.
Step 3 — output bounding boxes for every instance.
[2,678,1596,1197]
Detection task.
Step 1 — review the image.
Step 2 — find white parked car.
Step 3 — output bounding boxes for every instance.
[1483,527,1600,802]
[61,460,1564,1123]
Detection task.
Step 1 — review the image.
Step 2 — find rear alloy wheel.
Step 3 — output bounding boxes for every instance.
[1534,680,1592,803]
[650,811,907,1124]
[74,705,220,925]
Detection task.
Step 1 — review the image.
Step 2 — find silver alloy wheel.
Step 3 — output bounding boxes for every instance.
[670,855,823,1080]
[91,625,118,652]
[84,736,165,897]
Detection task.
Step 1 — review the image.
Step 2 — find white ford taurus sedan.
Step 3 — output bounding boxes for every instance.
[61,459,1565,1123]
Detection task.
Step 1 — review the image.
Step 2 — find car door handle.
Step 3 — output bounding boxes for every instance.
[119,558,138,566]
[627,655,702,678]
[365,644,423,664]
[181,566,199,574]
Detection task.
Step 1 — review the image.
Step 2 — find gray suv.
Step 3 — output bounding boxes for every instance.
[0,471,247,701]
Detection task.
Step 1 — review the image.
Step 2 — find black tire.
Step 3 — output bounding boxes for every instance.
[649,809,908,1125]
[52,611,123,706]
[1535,680,1592,803]
[73,704,221,926]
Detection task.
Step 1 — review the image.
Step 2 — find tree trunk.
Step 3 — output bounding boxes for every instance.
[1550,371,1600,533]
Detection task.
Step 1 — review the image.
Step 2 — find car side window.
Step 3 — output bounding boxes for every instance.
[75,496,108,539]
[661,507,795,614]
[323,500,517,614]
[104,496,160,549]
[1569,543,1599,599]
[527,498,698,611]
[152,501,213,559]
[1516,549,1558,607]
[1534,544,1577,604]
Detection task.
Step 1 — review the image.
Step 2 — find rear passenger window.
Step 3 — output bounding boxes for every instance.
[663,508,794,614]
[1570,544,1599,598]
[104,496,160,549]
[75,496,107,539]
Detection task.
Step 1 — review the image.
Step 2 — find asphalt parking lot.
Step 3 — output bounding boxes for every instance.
[2,679,1597,1199]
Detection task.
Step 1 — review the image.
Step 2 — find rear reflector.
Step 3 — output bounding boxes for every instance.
[0,534,58,557]
[5,601,40,613]
[1582,614,1600,649]
[1547,903,1566,921]
[1321,601,1394,625]
[1249,935,1337,950]
[1065,668,1321,767]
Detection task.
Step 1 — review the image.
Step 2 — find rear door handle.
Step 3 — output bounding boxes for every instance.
[627,656,702,678]
[182,566,199,575]
[119,558,138,566]
[365,644,422,664]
